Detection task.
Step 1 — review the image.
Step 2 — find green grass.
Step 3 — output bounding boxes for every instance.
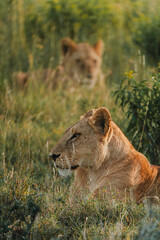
[0,81,160,239]
[0,0,160,238]
[0,0,159,81]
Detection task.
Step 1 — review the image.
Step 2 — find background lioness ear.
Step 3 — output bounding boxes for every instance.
[61,37,77,56]
[93,39,104,56]
[88,107,111,135]
[80,110,94,120]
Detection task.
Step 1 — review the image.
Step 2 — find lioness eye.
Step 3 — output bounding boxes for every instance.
[76,58,81,63]
[93,59,97,65]
[81,63,85,70]
[70,133,81,140]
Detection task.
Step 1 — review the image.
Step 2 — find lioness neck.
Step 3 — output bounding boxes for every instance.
[107,122,134,162]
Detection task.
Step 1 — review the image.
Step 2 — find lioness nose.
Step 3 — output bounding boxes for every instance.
[49,153,60,161]
[87,74,92,79]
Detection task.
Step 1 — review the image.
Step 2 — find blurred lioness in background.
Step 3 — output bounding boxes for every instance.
[13,38,104,89]
[59,37,104,88]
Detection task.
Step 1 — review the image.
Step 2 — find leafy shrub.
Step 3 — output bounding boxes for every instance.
[45,0,111,40]
[133,14,160,65]
[114,71,160,165]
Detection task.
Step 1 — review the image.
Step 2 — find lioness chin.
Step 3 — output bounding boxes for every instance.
[49,107,160,204]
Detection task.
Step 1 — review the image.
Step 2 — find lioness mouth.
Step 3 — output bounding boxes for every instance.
[70,165,79,170]
[56,165,79,171]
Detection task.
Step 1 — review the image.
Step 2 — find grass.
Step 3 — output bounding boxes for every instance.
[0,81,160,239]
[0,0,160,238]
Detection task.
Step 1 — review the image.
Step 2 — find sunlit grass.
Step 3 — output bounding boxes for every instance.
[0,0,160,238]
[0,80,160,239]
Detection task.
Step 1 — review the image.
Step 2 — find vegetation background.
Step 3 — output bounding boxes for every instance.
[0,0,160,239]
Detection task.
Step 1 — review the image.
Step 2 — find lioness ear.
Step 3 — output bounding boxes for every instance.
[93,39,104,56]
[61,37,77,56]
[88,107,111,135]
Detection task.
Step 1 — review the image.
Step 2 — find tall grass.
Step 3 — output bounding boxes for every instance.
[0,0,160,239]
[0,77,160,239]
[0,0,159,82]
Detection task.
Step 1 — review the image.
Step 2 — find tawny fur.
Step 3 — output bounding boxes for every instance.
[13,38,104,89]
[49,107,160,203]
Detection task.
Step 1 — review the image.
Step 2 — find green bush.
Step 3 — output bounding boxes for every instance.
[45,0,111,40]
[114,70,160,165]
[133,14,160,65]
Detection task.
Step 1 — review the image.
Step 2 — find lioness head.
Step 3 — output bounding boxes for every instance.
[61,38,104,88]
[49,107,113,176]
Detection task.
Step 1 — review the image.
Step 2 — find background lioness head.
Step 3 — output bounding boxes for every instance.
[49,107,112,176]
[61,37,104,89]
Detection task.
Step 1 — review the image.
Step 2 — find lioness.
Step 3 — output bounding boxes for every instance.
[13,38,104,89]
[49,107,160,203]
[60,37,104,88]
